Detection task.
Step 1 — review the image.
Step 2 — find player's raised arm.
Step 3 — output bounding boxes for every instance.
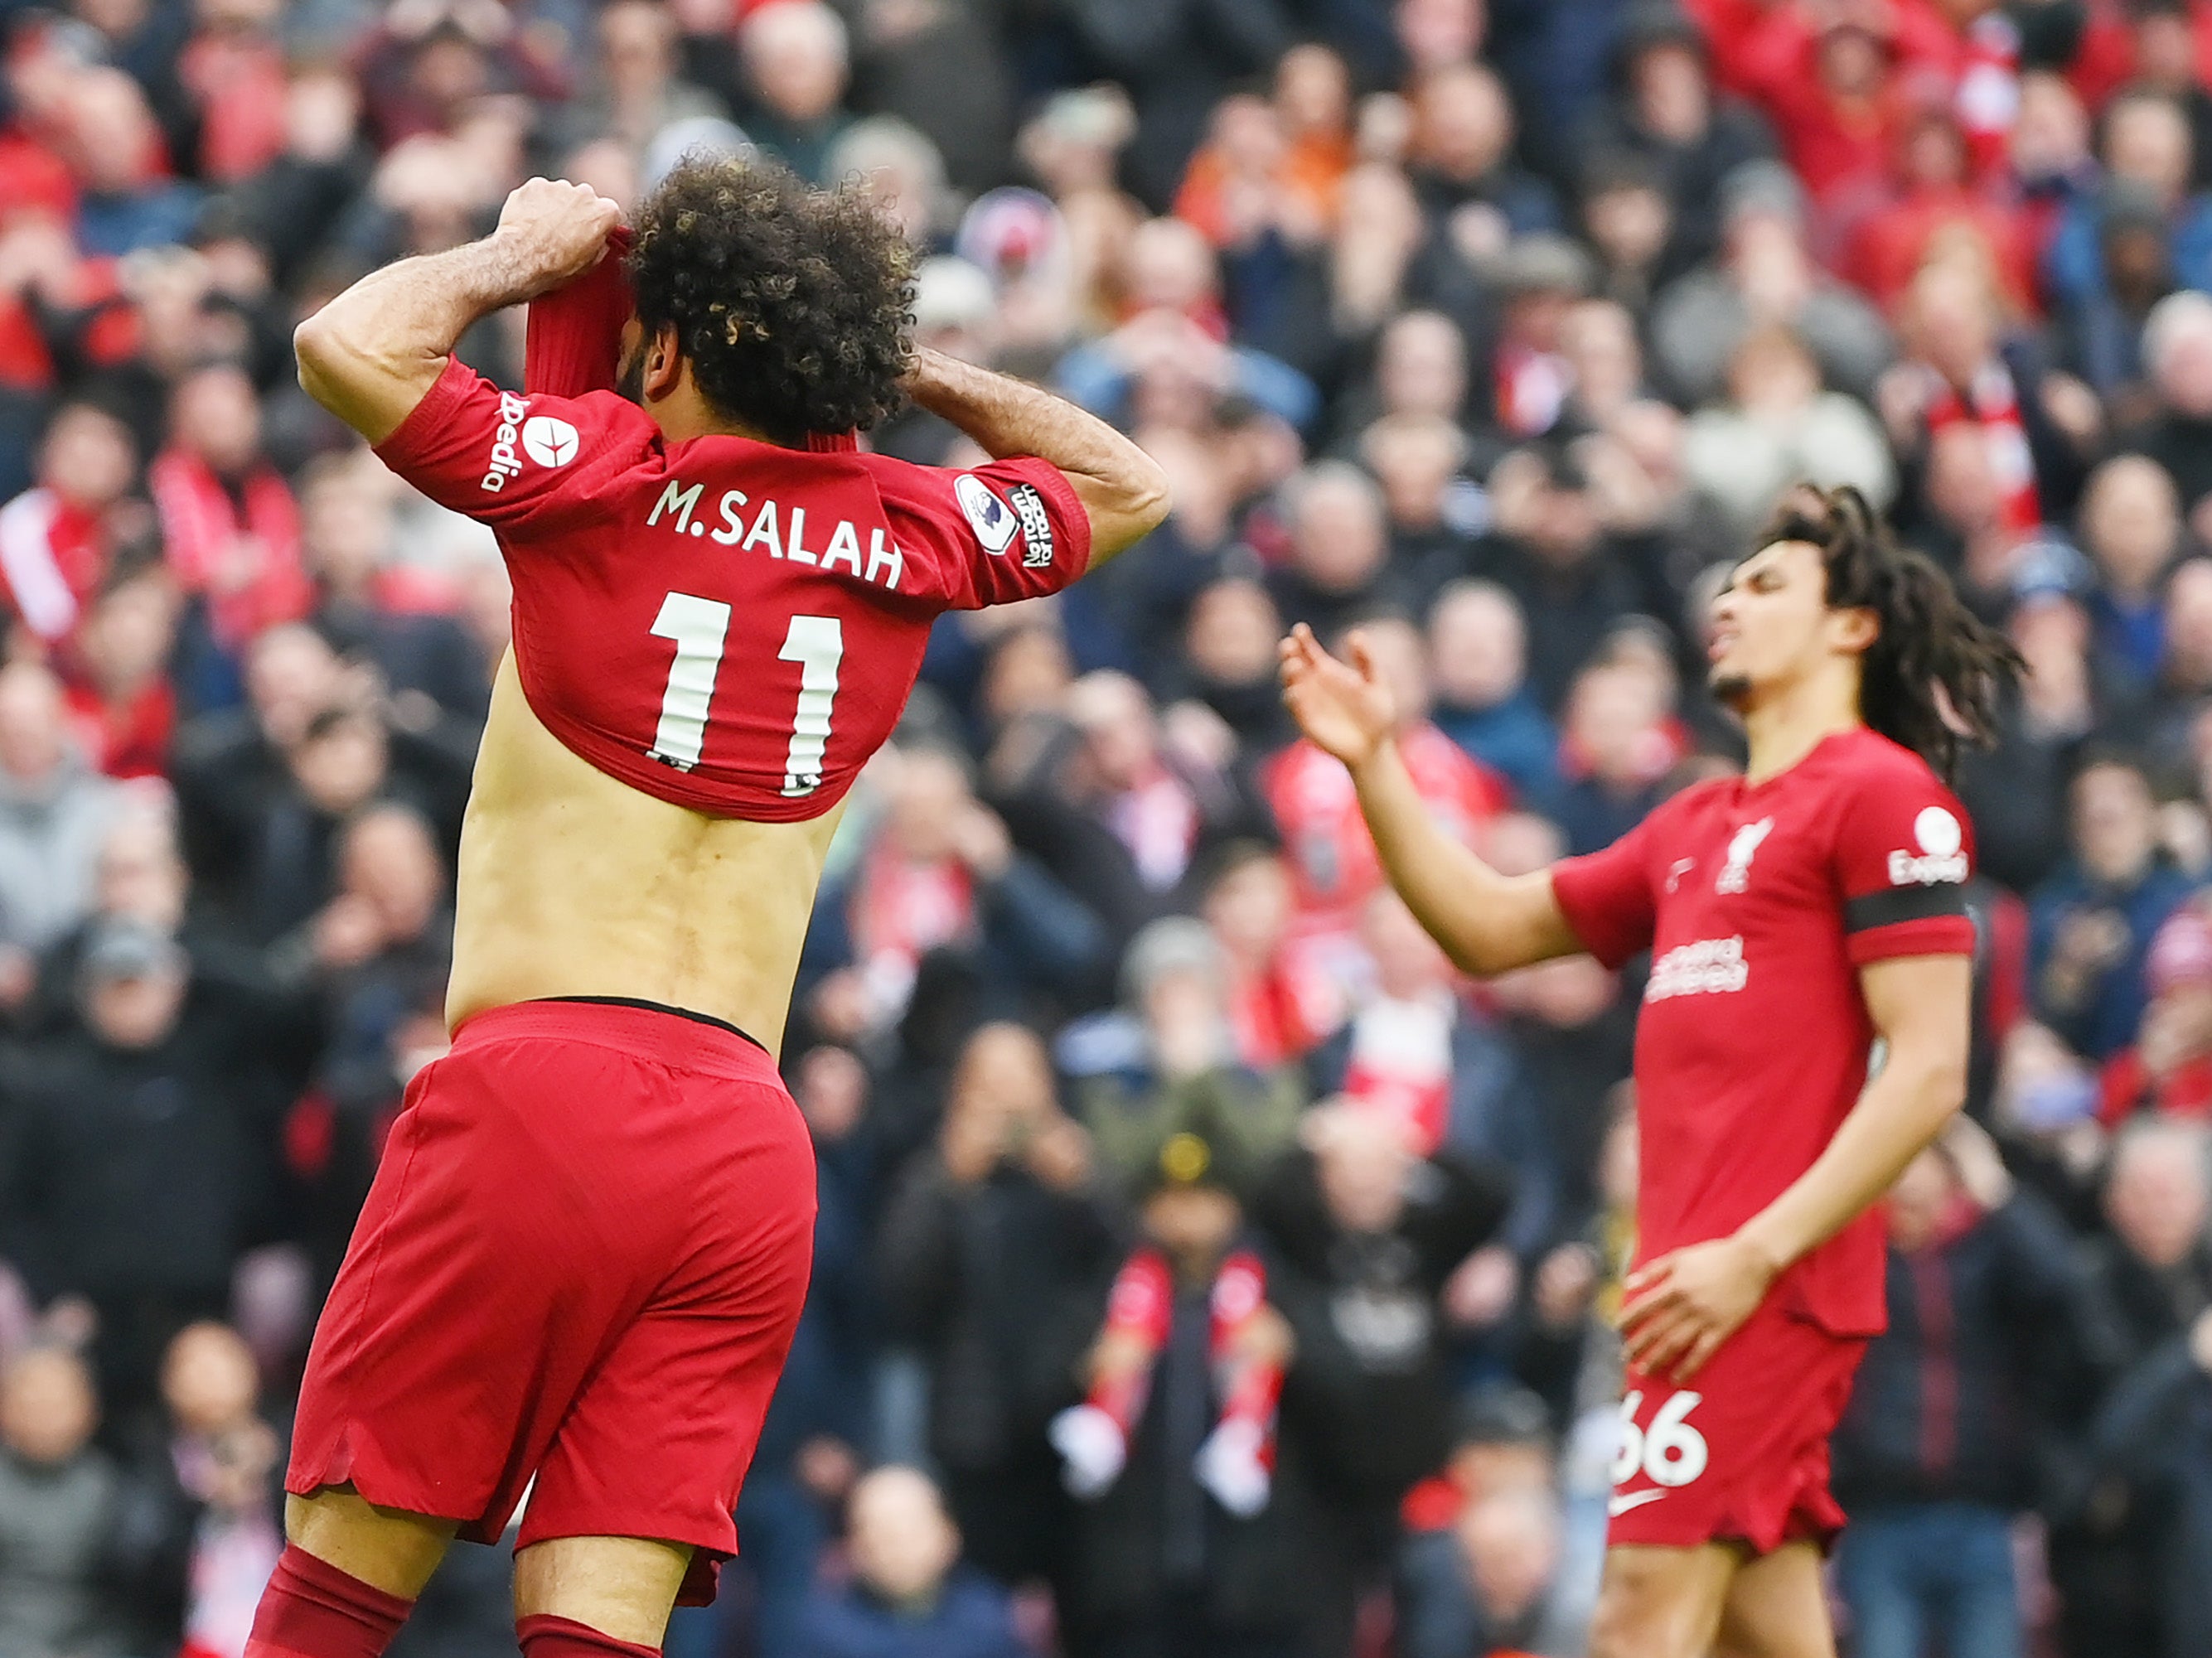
[1277,623,1584,976]
[902,347,1170,564]
[294,178,622,444]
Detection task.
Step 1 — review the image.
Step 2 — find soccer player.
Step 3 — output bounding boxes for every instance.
[1278,486,2021,1658]
[246,167,1168,1658]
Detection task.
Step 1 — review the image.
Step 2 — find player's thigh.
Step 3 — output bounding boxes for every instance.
[1715,1540,1836,1658]
[514,1535,695,1645]
[1587,1542,1739,1658]
[286,1486,458,1601]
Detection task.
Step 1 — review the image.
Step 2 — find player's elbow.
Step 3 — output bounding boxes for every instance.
[293,312,353,404]
[1123,453,1173,539]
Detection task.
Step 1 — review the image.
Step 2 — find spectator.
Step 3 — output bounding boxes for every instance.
[2029,755,2195,1060]
[810,744,1108,1037]
[148,363,312,665]
[1050,1114,1362,1658]
[1,920,282,1419]
[1065,916,1307,1194]
[1649,159,1893,408]
[2079,455,2185,700]
[792,1467,1027,1658]
[1198,842,1333,1071]
[2126,289,2212,524]
[61,556,179,781]
[117,1322,283,1658]
[2046,90,2212,321]
[1309,889,1555,1256]
[1548,652,1682,857]
[1425,579,1561,805]
[0,399,140,649]
[1683,321,1895,544]
[1576,6,1773,269]
[1832,1124,2109,1658]
[1253,1101,1511,1515]
[2054,1118,2212,1658]
[0,1346,124,1658]
[877,1022,1120,1595]
[0,659,119,966]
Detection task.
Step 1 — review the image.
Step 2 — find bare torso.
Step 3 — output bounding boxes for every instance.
[445,650,845,1052]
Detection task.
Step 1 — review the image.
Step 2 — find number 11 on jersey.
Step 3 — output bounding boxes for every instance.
[647,592,845,796]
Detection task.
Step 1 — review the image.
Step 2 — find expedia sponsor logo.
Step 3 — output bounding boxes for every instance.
[1888,805,1968,887]
[1009,482,1054,568]
[481,391,532,492]
[1646,935,1749,1002]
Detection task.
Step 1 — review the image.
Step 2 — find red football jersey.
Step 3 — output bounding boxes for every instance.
[370,358,1089,820]
[1550,727,1976,1337]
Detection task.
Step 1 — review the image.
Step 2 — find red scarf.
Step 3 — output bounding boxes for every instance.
[849,844,975,1013]
[0,486,105,640]
[1923,361,2040,534]
[148,450,311,648]
[1050,1247,1284,1515]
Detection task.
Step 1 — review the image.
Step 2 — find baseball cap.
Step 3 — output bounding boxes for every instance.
[1453,1383,1555,1450]
[2008,533,2093,608]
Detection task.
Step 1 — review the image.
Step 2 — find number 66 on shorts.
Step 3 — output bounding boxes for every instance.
[1602,1301,1867,1553]
[1613,1390,1709,1490]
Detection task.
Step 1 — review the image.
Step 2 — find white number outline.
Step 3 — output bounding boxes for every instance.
[646,592,844,796]
[1611,1390,1709,1490]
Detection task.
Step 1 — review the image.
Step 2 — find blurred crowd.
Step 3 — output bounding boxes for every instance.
[8,0,2212,1656]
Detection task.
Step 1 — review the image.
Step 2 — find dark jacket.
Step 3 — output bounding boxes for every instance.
[792,1568,1029,1658]
[1832,1192,2108,1514]
[1252,1148,1513,1509]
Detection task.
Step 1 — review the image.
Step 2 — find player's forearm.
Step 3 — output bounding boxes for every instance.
[903,348,1170,563]
[1735,1040,1968,1277]
[1350,739,1574,976]
[294,234,543,443]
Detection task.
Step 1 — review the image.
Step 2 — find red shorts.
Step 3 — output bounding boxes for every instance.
[1605,1298,1867,1554]
[287,998,816,1606]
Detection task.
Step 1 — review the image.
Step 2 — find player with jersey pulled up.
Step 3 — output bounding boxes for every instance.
[245,165,1167,1658]
[1279,486,2021,1658]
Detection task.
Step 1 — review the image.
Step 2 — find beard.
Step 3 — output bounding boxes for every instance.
[616,344,646,406]
[1708,665,1752,709]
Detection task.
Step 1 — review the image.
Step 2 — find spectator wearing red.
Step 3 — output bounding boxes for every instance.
[0,399,139,649]
[2098,900,2212,1126]
[177,0,290,183]
[1847,99,2037,316]
[61,559,178,781]
[148,362,310,655]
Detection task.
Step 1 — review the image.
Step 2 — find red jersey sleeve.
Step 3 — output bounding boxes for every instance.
[524,230,634,399]
[372,357,656,539]
[1830,764,1977,965]
[879,456,1094,610]
[1550,813,1659,969]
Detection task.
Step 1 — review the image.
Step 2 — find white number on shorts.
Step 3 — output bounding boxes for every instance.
[1612,1390,1709,1489]
[646,594,844,794]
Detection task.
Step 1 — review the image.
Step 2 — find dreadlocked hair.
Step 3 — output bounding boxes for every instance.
[1755,483,2023,783]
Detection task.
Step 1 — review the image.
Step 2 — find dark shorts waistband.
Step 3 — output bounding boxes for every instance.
[451,997,780,1084]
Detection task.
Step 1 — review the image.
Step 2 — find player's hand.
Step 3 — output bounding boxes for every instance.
[1619,1235,1780,1381]
[1278,623,1396,771]
[493,178,622,297]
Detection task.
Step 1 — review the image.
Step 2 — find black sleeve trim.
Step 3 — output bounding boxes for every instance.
[1845,884,1970,933]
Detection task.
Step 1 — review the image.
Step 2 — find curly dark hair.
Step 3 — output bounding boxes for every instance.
[1754,484,2025,782]
[626,154,915,442]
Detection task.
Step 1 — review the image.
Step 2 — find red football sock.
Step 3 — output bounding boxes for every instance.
[517,1613,662,1658]
[245,1544,414,1658]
